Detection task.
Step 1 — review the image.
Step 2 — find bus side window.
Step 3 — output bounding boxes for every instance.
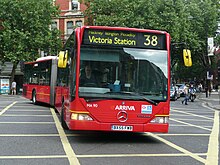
[32,73,38,84]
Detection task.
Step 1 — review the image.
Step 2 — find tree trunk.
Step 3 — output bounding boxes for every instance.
[10,61,19,94]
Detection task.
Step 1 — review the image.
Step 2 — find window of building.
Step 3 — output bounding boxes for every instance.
[51,21,57,29]
[71,0,79,11]
[75,20,82,27]
[67,21,73,36]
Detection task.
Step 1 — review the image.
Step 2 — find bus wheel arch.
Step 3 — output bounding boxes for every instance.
[61,99,69,130]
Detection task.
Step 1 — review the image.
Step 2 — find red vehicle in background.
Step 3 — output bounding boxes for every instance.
[23,56,57,106]
[23,26,171,133]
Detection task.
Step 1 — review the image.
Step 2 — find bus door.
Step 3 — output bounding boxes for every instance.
[38,61,51,104]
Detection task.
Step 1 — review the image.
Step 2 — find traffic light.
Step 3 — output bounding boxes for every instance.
[183,49,192,67]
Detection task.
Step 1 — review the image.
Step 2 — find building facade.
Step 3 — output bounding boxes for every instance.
[54,0,87,43]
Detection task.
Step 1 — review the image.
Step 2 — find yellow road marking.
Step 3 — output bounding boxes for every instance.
[147,133,206,163]
[0,102,17,115]
[201,102,219,165]
[50,108,80,165]
[205,111,219,165]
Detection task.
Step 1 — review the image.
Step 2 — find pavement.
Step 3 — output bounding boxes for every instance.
[198,91,220,110]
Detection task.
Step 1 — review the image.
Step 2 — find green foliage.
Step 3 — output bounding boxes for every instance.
[84,0,220,82]
[0,0,62,64]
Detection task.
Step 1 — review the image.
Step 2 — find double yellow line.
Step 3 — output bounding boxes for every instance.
[50,108,80,165]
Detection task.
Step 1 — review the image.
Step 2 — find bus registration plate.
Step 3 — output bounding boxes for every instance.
[111,125,133,131]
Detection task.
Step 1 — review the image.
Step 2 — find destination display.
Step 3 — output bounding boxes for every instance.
[82,29,167,50]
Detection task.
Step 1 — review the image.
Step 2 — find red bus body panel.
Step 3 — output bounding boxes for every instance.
[66,98,169,133]
[23,84,51,104]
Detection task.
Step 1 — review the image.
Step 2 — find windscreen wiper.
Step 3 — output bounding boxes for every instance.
[107,91,158,106]
[140,92,161,96]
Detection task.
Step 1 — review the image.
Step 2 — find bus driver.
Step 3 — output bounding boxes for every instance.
[80,65,99,87]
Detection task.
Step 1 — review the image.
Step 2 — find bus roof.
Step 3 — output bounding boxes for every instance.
[36,56,58,61]
[25,56,58,65]
[80,26,168,34]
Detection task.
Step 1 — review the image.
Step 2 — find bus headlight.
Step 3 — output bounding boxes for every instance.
[71,113,93,121]
[150,117,169,124]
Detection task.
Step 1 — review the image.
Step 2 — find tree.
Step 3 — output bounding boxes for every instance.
[0,0,62,83]
[84,0,220,82]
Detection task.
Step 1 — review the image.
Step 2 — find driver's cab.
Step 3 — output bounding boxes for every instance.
[79,61,111,94]
[79,63,101,87]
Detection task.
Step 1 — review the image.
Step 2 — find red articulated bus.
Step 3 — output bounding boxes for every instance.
[24,26,171,133]
[23,56,58,106]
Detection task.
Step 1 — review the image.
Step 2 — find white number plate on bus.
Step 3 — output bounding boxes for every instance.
[111,125,133,131]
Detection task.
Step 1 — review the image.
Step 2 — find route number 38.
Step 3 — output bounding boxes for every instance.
[144,35,158,46]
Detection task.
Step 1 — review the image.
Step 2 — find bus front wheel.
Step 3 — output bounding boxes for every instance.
[61,102,69,130]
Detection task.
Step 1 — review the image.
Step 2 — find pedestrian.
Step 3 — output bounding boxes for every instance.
[205,85,208,98]
[208,86,211,97]
[11,80,17,95]
[182,83,189,105]
[198,83,202,93]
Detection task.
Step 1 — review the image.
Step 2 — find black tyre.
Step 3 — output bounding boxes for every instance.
[61,102,69,130]
[54,93,59,113]
[32,90,37,104]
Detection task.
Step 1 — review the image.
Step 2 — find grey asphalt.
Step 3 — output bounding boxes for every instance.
[197,91,220,110]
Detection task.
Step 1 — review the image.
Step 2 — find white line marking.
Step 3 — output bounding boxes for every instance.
[76,153,207,158]
[0,134,59,137]
[170,124,212,128]
[170,118,211,131]
[0,122,54,124]
[0,102,17,116]
[1,114,52,116]
[173,118,213,122]
[0,153,207,159]
[171,109,213,120]
[205,111,219,165]
[50,108,80,165]
[0,133,209,137]
[171,108,200,111]
[0,155,67,159]
[156,134,210,136]
[8,110,49,112]
[147,133,206,163]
